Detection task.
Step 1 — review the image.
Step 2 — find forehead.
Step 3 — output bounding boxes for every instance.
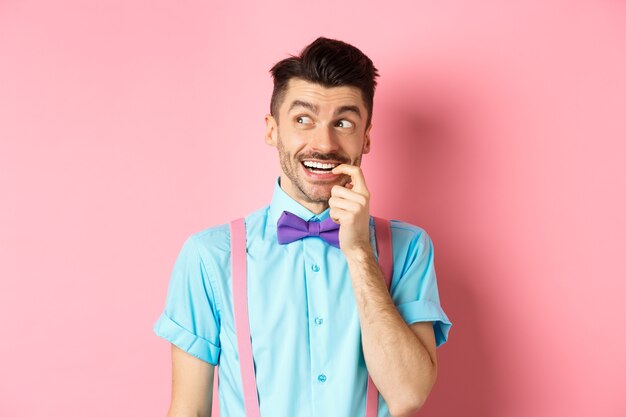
[281,78,366,113]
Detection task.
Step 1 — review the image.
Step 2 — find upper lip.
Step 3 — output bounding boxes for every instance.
[301,159,343,164]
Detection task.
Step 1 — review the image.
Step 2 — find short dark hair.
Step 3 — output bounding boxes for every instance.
[269,37,379,127]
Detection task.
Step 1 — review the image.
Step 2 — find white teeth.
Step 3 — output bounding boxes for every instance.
[303,161,337,169]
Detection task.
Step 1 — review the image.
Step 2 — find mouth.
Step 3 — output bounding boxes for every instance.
[301,160,340,175]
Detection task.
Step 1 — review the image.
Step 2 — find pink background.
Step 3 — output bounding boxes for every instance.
[1,1,625,416]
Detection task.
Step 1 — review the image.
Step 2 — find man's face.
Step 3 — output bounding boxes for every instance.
[265,78,372,209]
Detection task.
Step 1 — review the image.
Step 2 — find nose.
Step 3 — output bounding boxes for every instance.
[309,125,339,154]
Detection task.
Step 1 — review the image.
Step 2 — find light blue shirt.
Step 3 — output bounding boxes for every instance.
[154,178,452,417]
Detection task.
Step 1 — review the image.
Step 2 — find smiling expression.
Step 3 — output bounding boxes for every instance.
[265,78,372,213]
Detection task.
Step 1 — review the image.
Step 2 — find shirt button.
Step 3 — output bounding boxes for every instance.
[311,264,320,272]
[317,374,327,383]
[314,316,324,325]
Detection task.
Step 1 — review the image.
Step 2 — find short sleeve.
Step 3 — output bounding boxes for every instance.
[153,235,221,365]
[389,223,452,347]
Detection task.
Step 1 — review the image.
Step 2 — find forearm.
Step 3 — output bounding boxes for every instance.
[346,247,437,417]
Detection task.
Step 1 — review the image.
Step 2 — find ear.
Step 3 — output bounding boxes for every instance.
[265,114,278,147]
[362,123,372,154]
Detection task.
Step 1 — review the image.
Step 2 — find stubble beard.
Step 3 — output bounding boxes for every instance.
[276,134,360,204]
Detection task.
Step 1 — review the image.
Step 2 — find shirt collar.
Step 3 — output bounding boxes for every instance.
[268,177,331,226]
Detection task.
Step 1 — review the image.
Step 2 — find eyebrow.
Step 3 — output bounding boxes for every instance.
[288,100,319,114]
[334,105,361,119]
[287,100,362,119]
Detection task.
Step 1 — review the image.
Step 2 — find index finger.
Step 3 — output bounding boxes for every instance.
[331,164,369,194]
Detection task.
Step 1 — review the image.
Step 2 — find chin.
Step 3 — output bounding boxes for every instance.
[302,185,332,203]
[297,178,337,201]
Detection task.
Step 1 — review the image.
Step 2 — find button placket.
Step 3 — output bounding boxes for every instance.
[303,237,332,409]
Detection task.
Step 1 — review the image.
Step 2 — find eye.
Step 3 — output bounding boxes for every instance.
[336,119,354,129]
[296,115,313,124]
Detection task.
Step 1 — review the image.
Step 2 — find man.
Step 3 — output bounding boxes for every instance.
[154,37,452,417]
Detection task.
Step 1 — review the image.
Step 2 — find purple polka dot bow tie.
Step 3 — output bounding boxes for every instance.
[276,211,340,248]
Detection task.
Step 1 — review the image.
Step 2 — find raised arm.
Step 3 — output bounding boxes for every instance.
[167,344,215,417]
[329,165,442,416]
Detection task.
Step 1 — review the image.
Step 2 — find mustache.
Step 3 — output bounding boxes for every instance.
[298,152,350,163]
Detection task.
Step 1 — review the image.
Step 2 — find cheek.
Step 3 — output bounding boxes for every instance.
[346,137,367,154]
[279,127,310,151]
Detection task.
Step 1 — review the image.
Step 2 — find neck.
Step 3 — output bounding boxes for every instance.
[300,200,329,215]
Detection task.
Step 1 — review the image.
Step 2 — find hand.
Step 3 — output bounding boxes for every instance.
[329,164,372,254]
